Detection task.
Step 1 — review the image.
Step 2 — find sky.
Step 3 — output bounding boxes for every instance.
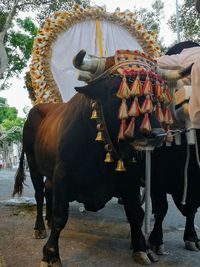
[0,0,183,117]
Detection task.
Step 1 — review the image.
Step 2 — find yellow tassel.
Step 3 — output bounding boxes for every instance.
[125,117,135,137]
[141,74,153,95]
[128,97,140,117]
[116,76,130,99]
[115,159,126,171]
[164,106,173,125]
[140,95,153,114]
[140,113,152,133]
[118,119,127,140]
[155,80,164,102]
[118,99,129,120]
[155,103,164,123]
[130,74,142,97]
[164,85,172,104]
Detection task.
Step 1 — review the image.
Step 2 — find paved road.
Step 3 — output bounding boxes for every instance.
[0,169,200,267]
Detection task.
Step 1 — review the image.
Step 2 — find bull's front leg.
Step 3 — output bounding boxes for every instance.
[184,212,200,251]
[40,174,69,267]
[123,186,158,265]
[148,192,168,255]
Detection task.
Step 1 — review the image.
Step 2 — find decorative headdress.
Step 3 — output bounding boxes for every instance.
[91,50,173,171]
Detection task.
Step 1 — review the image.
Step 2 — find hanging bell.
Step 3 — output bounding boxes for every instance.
[91,109,98,119]
[104,152,114,163]
[95,131,104,141]
[115,159,126,171]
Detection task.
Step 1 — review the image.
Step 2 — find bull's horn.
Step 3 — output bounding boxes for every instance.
[73,49,106,74]
[77,70,93,83]
[157,63,193,81]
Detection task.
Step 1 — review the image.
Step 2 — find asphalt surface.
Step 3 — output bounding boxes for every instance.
[0,169,200,267]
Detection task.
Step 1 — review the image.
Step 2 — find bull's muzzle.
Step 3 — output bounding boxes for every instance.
[131,128,165,151]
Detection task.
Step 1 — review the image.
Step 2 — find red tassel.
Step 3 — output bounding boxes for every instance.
[128,97,140,117]
[116,76,130,99]
[164,85,172,104]
[118,99,129,119]
[155,80,164,102]
[155,103,164,123]
[130,74,142,97]
[118,120,127,140]
[125,117,135,137]
[141,74,153,95]
[140,113,152,133]
[164,106,173,124]
[140,95,153,114]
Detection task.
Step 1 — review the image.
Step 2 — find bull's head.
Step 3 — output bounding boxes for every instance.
[74,50,170,156]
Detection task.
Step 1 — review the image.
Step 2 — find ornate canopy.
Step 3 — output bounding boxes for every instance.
[29,4,160,104]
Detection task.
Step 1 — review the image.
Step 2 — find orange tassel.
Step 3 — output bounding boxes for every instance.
[128,97,140,117]
[118,99,129,119]
[116,76,130,99]
[164,86,172,104]
[164,106,173,124]
[141,74,153,95]
[155,103,164,123]
[130,74,142,97]
[125,117,135,137]
[155,80,164,102]
[118,119,127,140]
[140,113,152,133]
[140,95,153,114]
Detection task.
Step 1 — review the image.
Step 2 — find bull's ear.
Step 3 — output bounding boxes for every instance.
[75,82,102,99]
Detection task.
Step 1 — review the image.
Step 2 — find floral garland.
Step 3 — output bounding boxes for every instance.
[30,4,161,104]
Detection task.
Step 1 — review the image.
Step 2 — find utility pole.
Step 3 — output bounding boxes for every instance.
[176,0,181,42]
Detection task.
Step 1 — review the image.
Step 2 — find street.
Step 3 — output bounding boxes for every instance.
[0,169,200,267]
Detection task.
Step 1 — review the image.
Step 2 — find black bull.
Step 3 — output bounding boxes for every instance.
[149,132,200,253]
[13,74,164,266]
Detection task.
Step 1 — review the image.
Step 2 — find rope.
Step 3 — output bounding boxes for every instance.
[181,143,190,205]
[194,130,200,168]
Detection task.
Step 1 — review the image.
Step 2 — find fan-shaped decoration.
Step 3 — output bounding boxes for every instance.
[29,4,160,104]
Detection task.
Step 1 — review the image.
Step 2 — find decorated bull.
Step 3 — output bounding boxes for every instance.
[13,47,193,266]
[147,40,200,255]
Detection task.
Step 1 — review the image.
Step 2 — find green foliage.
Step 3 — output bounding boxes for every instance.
[0,11,7,31]
[0,97,24,143]
[168,0,200,43]
[134,0,165,51]
[1,117,24,143]
[5,17,38,78]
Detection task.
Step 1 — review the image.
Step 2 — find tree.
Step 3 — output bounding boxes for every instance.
[0,0,90,85]
[134,0,166,51]
[168,0,200,43]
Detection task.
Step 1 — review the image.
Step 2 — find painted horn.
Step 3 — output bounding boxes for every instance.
[73,49,106,74]
[157,63,193,81]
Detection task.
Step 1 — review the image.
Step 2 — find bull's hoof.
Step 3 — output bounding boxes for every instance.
[148,242,166,255]
[185,241,200,251]
[133,251,151,265]
[147,249,159,262]
[40,260,62,267]
[34,229,47,239]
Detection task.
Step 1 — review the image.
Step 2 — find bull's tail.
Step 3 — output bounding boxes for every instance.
[12,147,26,197]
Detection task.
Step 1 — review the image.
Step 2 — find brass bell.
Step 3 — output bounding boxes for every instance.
[104,152,114,163]
[115,159,126,171]
[91,109,98,119]
[95,131,104,141]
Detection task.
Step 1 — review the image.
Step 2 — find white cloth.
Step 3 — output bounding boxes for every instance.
[50,19,143,101]
[157,47,200,128]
